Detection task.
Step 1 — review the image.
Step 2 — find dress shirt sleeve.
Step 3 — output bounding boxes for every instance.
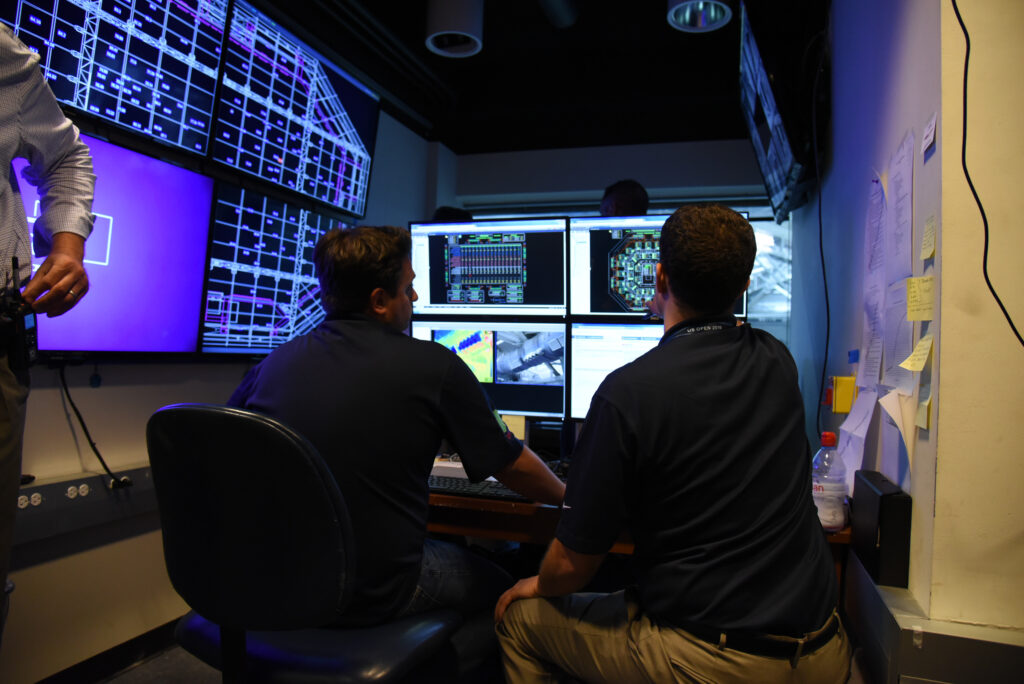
[2,24,95,249]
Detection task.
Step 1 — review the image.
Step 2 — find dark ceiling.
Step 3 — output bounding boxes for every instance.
[260,0,829,155]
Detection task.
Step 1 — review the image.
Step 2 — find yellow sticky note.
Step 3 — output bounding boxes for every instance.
[832,376,857,413]
[899,333,934,371]
[916,394,932,430]
[920,215,936,260]
[906,276,935,321]
[501,414,527,440]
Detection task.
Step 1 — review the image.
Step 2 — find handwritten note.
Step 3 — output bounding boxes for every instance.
[907,275,935,321]
[899,333,934,371]
[916,394,932,430]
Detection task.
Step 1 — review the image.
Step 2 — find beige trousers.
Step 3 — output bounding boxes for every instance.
[497,591,851,684]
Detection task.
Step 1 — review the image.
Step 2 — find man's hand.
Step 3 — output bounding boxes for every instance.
[21,232,88,317]
[494,575,540,624]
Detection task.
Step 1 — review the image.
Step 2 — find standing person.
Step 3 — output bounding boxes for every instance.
[599,178,649,217]
[229,225,565,676]
[0,23,95,646]
[495,205,850,683]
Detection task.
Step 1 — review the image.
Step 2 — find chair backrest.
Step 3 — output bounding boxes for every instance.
[147,403,356,631]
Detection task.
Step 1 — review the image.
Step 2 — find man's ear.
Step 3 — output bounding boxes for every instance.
[655,262,669,295]
[368,287,389,316]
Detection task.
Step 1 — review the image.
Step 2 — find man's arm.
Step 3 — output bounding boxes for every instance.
[22,232,87,316]
[493,444,565,506]
[494,538,605,623]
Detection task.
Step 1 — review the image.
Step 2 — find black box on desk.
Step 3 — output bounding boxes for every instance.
[851,470,911,588]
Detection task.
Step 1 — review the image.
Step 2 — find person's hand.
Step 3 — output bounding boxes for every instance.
[494,575,540,624]
[644,293,664,320]
[21,233,88,317]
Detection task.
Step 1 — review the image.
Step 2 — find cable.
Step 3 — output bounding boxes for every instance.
[57,364,132,489]
[811,24,831,437]
[951,0,1024,348]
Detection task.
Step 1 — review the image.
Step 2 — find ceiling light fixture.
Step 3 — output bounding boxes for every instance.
[425,0,483,58]
[666,0,733,33]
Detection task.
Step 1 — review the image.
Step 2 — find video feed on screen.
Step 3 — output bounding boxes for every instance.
[412,320,566,418]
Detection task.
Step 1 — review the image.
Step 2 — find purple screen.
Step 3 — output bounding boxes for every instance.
[12,134,213,353]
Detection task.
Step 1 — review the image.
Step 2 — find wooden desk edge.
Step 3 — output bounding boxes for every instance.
[428,493,849,556]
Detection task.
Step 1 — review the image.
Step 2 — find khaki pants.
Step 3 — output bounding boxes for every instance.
[497,590,851,684]
[0,353,29,650]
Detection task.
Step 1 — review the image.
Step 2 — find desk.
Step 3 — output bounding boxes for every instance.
[428,493,851,581]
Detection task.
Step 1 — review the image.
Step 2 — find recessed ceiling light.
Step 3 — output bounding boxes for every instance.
[666,0,734,33]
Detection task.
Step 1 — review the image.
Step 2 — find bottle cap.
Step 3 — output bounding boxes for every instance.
[821,431,837,447]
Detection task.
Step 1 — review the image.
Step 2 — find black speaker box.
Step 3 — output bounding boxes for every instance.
[851,470,912,588]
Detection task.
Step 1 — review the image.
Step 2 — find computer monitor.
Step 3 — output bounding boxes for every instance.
[411,319,566,418]
[568,215,670,316]
[568,322,663,419]
[199,183,346,355]
[569,214,747,317]
[12,134,213,355]
[410,218,567,317]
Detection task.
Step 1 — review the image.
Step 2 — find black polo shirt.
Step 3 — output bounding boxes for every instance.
[230,316,522,624]
[557,317,837,636]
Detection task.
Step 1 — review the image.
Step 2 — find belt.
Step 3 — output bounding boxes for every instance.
[682,611,840,668]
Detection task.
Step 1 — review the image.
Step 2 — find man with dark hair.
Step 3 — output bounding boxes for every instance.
[230,226,565,672]
[495,205,850,683]
[600,178,649,217]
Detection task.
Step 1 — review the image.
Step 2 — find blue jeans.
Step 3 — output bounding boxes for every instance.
[398,537,513,679]
[398,537,513,619]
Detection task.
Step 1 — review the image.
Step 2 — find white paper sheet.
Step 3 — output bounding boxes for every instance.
[886,131,915,287]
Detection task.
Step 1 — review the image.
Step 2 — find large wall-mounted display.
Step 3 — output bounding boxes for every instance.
[2,0,380,358]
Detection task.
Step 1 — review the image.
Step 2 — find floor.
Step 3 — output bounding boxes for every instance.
[101,645,220,684]
[99,643,873,683]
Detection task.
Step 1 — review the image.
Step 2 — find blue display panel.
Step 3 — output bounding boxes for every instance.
[200,183,344,354]
[412,319,566,418]
[568,322,663,419]
[4,0,224,153]
[212,0,378,215]
[13,134,213,353]
[409,218,568,317]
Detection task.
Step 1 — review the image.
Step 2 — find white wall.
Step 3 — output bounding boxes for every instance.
[455,139,764,211]
[796,0,1024,630]
[933,0,1024,627]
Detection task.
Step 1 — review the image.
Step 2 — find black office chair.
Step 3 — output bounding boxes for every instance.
[146,403,462,683]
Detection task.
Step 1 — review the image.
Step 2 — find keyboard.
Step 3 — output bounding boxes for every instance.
[427,475,530,502]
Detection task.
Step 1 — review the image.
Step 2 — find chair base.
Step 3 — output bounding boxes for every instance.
[175,609,462,684]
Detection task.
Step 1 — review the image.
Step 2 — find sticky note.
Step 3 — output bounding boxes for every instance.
[899,333,934,372]
[502,414,526,440]
[906,276,935,321]
[832,376,857,414]
[920,215,936,260]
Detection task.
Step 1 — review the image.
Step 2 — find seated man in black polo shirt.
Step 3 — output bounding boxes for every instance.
[495,205,850,683]
[229,226,565,671]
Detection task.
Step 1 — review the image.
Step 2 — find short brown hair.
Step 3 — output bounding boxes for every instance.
[313,226,411,316]
[659,204,755,315]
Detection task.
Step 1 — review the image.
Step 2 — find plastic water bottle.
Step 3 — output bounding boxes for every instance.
[811,431,847,532]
